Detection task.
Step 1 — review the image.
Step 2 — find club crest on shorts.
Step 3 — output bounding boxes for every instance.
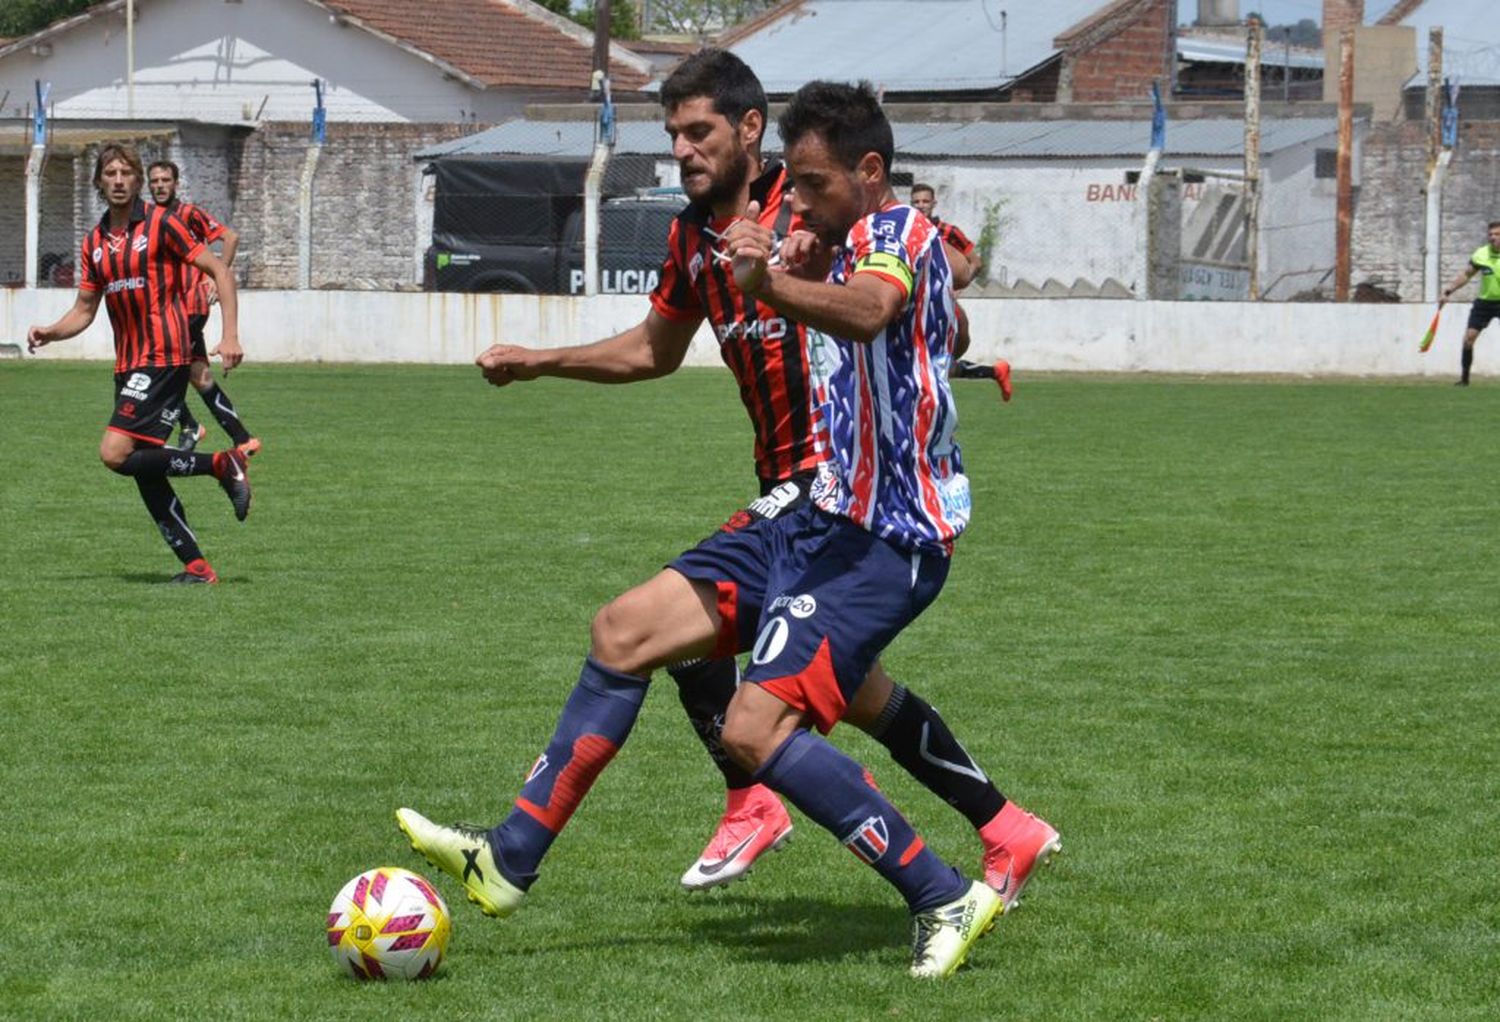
[843,815,890,864]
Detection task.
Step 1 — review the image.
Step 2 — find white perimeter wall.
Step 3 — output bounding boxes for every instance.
[2,289,1466,377]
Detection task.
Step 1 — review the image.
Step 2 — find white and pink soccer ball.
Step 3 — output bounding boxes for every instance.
[327,866,451,980]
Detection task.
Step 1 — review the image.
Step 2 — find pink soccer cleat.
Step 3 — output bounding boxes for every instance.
[680,784,794,892]
[979,801,1061,913]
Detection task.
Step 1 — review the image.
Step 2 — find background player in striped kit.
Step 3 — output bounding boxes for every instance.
[427,49,1056,903]
[910,182,1011,401]
[27,143,252,584]
[146,161,259,454]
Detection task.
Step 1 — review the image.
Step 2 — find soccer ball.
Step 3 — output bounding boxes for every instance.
[327,866,451,981]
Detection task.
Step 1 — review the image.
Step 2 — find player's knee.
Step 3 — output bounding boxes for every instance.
[588,597,651,674]
[718,714,768,772]
[98,443,129,472]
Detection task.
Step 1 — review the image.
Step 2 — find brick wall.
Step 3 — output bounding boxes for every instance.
[231,121,471,289]
[1352,120,1500,299]
[1323,0,1365,36]
[1065,0,1174,104]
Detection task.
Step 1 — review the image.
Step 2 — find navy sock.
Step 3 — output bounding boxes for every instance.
[668,658,755,790]
[135,477,203,564]
[756,729,967,912]
[199,382,252,444]
[869,684,1006,829]
[490,657,649,888]
[118,448,216,479]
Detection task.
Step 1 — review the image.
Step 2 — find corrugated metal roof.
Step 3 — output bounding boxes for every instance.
[418,116,1347,160]
[724,0,1108,94]
[1393,0,1499,86]
[1177,36,1325,70]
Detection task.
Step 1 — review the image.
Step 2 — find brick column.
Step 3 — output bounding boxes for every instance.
[1323,0,1364,35]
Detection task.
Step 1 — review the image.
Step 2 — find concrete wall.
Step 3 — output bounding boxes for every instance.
[2,289,1469,378]
[0,0,545,124]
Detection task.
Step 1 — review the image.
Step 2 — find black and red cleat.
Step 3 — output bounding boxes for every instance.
[993,359,1013,403]
[213,448,252,521]
[169,558,219,585]
[237,437,262,458]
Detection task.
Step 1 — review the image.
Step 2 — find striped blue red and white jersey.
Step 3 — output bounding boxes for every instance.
[807,202,968,556]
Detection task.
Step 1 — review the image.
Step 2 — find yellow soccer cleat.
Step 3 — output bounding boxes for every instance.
[395,807,526,918]
[909,880,1002,979]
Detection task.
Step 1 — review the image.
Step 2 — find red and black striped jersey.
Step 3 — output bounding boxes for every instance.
[78,199,204,373]
[933,217,976,258]
[649,162,821,484]
[157,198,226,316]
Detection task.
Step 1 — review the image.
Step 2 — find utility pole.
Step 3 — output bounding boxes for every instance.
[126,0,135,117]
[591,0,613,78]
[1334,28,1354,302]
[1244,19,1263,300]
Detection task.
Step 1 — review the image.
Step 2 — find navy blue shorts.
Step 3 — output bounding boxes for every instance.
[671,502,949,733]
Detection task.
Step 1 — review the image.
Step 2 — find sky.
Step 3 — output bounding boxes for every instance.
[1179,1,1404,26]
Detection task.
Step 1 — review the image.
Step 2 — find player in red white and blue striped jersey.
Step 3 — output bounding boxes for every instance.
[806,202,969,555]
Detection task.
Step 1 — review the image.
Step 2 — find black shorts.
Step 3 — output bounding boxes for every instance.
[1467,301,1500,333]
[107,366,191,445]
[188,314,209,361]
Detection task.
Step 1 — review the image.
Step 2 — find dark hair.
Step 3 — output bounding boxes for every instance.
[911,183,935,196]
[778,80,893,175]
[661,48,767,129]
[148,160,181,182]
[1490,219,1500,230]
[92,143,144,201]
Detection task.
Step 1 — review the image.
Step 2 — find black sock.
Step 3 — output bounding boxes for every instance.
[199,383,252,444]
[868,684,1006,829]
[178,403,201,435]
[118,448,216,479]
[953,359,988,379]
[668,658,756,789]
[1462,345,1474,383]
[135,477,203,564]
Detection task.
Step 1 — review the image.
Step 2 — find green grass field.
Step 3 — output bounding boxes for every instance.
[1,361,1497,1020]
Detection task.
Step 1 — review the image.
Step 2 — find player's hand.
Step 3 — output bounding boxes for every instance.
[204,280,219,306]
[213,335,244,374]
[779,230,832,280]
[476,344,542,387]
[725,201,773,294]
[26,325,53,354]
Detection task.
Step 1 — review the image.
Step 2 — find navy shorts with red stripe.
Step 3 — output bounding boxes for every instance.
[670,501,949,734]
[107,365,190,444]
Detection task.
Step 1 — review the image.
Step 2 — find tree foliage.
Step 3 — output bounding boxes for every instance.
[644,0,779,38]
[0,0,96,38]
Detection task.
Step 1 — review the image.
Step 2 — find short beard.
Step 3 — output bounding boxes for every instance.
[697,146,752,208]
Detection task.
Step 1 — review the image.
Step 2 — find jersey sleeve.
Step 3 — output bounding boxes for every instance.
[161,211,206,266]
[186,204,227,245]
[942,223,976,257]
[849,209,916,303]
[648,218,704,323]
[78,234,101,292]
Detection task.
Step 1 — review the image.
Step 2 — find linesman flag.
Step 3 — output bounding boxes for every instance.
[1419,306,1443,353]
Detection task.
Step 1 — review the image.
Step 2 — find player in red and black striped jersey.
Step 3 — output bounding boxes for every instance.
[460,51,1026,902]
[28,143,253,585]
[147,161,258,454]
[910,183,1012,401]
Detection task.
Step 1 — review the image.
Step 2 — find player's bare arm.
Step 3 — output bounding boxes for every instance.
[778,229,834,280]
[943,240,975,290]
[193,249,242,372]
[477,309,700,388]
[203,226,240,306]
[726,212,901,342]
[1442,265,1478,305]
[27,288,103,351]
